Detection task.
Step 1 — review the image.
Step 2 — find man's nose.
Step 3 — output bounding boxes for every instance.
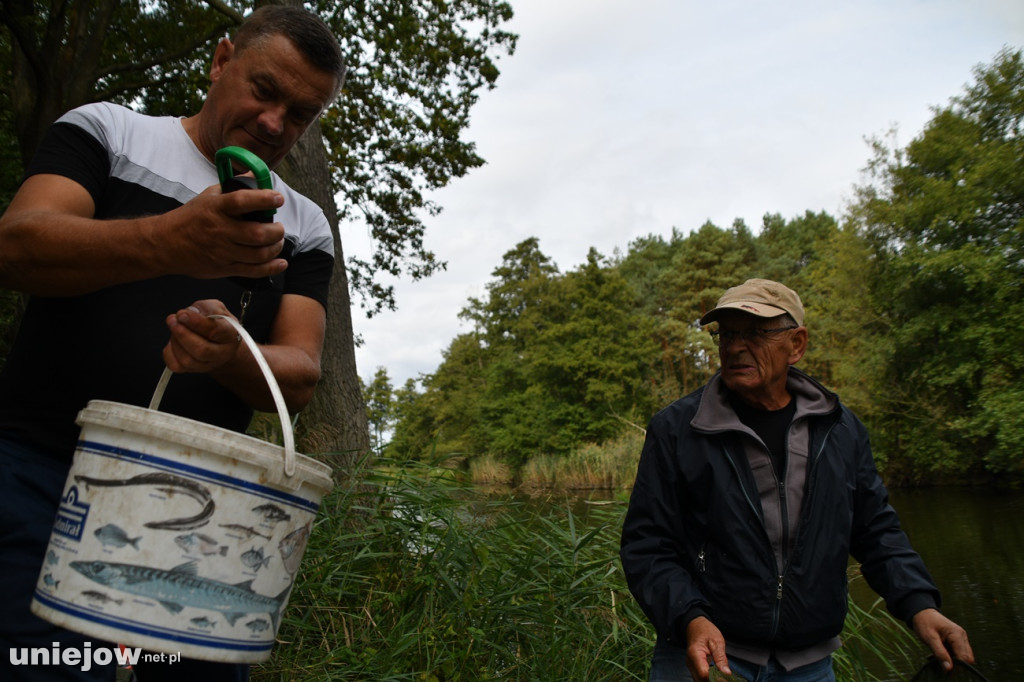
[257,106,286,137]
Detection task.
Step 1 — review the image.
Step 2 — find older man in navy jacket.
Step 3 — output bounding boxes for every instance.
[620,279,973,681]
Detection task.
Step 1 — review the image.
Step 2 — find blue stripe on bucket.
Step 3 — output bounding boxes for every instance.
[32,590,273,652]
[76,440,322,513]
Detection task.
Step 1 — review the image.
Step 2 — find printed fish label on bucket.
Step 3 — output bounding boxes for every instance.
[30,406,328,664]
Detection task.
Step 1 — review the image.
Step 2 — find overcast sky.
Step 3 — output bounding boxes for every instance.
[345,0,1024,389]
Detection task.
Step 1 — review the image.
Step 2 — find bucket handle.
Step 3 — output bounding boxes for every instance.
[148,314,297,477]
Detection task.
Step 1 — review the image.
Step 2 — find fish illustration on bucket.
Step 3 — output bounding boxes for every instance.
[30,315,333,664]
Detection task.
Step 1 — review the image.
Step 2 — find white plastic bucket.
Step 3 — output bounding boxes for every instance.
[30,315,334,663]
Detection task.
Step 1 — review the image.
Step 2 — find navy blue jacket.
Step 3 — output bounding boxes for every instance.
[620,369,939,652]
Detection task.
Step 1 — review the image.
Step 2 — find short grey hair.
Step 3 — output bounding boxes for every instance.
[234,6,347,97]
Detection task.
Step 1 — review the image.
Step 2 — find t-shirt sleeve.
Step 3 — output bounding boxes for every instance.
[24,120,111,206]
[283,246,333,310]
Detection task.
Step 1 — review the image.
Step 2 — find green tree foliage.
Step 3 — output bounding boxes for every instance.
[801,224,881,418]
[0,29,21,209]
[758,211,837,301]
[360,367,396,454]
[389,219,853,473]
[756,210,842,382]
[391,240,657,467]
[386,376,438,459]
[515,248,658,454]
[320,0,517,314]
[645,219,760,401]
[1,1,233,167]
[851,47,1024,480]
[0,24,20,358]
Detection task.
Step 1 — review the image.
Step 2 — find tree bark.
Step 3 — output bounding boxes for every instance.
[6,0,118,165]
[277,121,371,474]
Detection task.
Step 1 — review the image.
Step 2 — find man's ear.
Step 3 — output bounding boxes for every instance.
[788,327,808,365]
[209,38,235,83]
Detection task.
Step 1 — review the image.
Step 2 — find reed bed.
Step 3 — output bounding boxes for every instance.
[253,457,922,681]
[517,430,645,491]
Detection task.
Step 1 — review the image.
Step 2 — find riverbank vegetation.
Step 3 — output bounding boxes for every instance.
[365,49,1024,488]
[253,459,925,681]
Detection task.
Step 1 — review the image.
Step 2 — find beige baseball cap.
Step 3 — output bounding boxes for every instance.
[699,278,805,326]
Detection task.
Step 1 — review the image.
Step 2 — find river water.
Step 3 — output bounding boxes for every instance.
[881,487,1024,680]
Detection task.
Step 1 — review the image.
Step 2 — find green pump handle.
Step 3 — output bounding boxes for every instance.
[215,146,276,222]
[215,146,278,293]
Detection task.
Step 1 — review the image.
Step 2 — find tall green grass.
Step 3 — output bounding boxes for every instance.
[837,572,925,681]
[253,457,923,681]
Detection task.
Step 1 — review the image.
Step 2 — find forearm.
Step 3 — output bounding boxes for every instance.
[212,340,321,414]
[0,173,287,297]
[162,297,326,415]
[0,209,169,296]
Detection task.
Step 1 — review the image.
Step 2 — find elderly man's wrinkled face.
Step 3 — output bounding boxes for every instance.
[714,310,807,410]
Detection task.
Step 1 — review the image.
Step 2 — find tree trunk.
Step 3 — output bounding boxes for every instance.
[6,0,118,165]
[277,120,371,474]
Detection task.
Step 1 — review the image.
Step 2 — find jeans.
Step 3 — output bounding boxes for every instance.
[729,656,836,682]
[0,438,118,681]
[0,435,248,681]
[649,637,836,682]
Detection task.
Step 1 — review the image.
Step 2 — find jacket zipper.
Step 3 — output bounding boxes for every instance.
[723,442,787,637]
[769,494,785,637]
[770,419,841,639]
[770,426,793,639]
[725,418,841,641]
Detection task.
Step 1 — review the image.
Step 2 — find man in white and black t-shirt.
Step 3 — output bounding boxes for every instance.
[0,7,345,681]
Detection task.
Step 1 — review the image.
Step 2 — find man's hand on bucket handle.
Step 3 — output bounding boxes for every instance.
[162,300,242,375]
